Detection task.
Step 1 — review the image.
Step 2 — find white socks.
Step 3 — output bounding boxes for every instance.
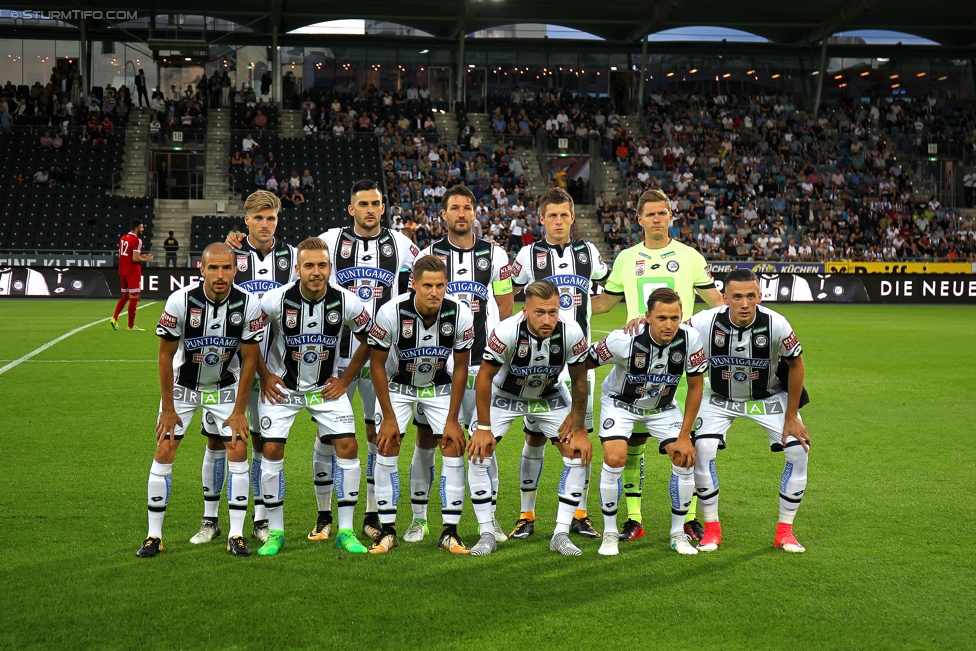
[599,462,623,535]
[251,450,267,521]
[374,453,400,526]
[334,456,361,531]
[440,455,465,526]
[555,457,585,535]
[227,460,249,538]
[779,445,809,524]
[669,464,695,536]
[312,439,335,513]
[201,448,226,519]
[147,460,172,538]
[694,437,721,522]
[410,446,436,521]
[261,457,285,531]
[468,456,495,529]
[519,442,545,514]
[365,441,379,514]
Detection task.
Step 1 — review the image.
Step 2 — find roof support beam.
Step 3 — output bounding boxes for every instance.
[798,0,879,45]
[628,0,684,42]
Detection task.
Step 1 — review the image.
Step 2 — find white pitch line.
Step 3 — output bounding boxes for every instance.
[11,359,157,363]
[0,302,156,376]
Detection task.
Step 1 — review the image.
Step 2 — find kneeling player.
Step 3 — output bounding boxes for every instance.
[587,288,706,556]
[688,268,811,553]
[255,238,374,556]
[467,280,592,556]
[137,243,262,557]
[368,255,475,555]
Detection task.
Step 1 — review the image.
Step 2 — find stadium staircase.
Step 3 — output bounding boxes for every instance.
[204,108,232,202]
[574,205,612,259]
[119,106,150,197]
[596,158,625,202]
[434,112,458,142]
[279,110,304,138]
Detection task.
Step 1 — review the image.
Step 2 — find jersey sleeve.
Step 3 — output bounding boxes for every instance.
[566,321,589,365]
[287,244,299,282]
[135,237,143,254]
[772,312,803,359]
[453,303,475,351]
[603,252,627,295]
[588,329,630,367]
[690,249,715,289]
[684,326,708,376]
[511,245,532,286]
[155,292,185,341]
[367,302,396,351]
[587,242,610,282]
[483,321,514,366]
[395,230,420,269]
[342,288,373,335]
[242,294,265,344]
[491,245,513,295]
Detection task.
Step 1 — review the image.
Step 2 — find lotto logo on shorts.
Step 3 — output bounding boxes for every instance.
[487,333,507,354]
[158,311,177,328]
[782,331,799,351]
[353,309,371,328]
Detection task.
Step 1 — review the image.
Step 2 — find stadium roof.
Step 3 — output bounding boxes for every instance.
[5,0,976,49]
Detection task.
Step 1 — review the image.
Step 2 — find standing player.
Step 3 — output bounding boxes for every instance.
[467,280,591,557]
[591,189,723,543]
[319,179,419,542]
[407,185,514,544]
[367,255,475,555]
[509,187,609,540]
[254,238,374,556]
[111,219,153,331]
[136,243,263,557]
[687,268,810,553]
[586,288,706,556]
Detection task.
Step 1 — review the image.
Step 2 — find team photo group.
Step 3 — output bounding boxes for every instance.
[133,180,811,560]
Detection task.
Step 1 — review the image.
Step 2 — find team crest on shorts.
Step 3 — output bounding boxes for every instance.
[326,310,341,325]
[236,255,248,272]
[402,319,414,338]
[286,309,298,329]
[340,241,353,258]
[602,418,614,430]
[476,257,490,271]
[517,339,530,358]
[230,312,243,326]
[536,252,547,269]
[260,416,272,429]
[695,417,703,430]
[755,335,768,347]
[635,353,646,368]
[189,308,202,328]
[205,412,215,424]
[381,243,394,257]
[635,260,645,276]
[714,331,726,347]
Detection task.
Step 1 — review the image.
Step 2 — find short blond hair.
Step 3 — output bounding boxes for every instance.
[244,190,281,216]
[637,189,671,218]
[297,237,330,263]
[524,279,558,302]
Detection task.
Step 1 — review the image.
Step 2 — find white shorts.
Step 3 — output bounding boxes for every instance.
[694,391,802,452]
[374,383,453,437]
[481,386,571,440]
[161,385,239,441]
[414,368,477,430]
[525,367,594,435]
[258,389,357,443]
[341,364,376,424]
[598,398,683,454]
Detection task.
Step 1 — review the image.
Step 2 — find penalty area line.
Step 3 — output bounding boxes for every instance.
[0,301,157,376]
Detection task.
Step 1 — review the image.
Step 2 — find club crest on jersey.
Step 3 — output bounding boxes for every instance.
[440,322,453,337]
[340,241,353,258]
[236,255,248,272]
[285,309,298,329]
[635,260,645,276]
[755,335,768,347]
[326,310,341,325]
[517,339,530,358]
[667,260,680,272]
[381,243,394,257]
[714,331,726,347]
[671,352,683,363]
[402,319,414,338]
[278,257,289,270]
[189,308,202,328]
[551,344,560,355]
[577,252,588,264]
[230,312,243,326]
[536,252,547,269]
[635,353,646,369]
[476,257,490,271]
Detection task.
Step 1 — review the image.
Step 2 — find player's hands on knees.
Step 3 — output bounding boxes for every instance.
[622,317,644,336]
[320,376,350,401]
[260,373,287,404]
[782,416,809,452]
[155,409,183,446]
[668,438,696,468]
[224,232,246,249]
[223,413,250,444]
[467,428,496,464]
[556,414,573,443]
[442,420,466,455]
[570,429,592,466]
[376,417,401,454]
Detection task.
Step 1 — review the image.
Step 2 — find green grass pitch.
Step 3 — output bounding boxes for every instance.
[1,299,974,650]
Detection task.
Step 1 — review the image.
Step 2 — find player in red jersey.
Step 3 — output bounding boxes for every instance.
[111,219,154,331]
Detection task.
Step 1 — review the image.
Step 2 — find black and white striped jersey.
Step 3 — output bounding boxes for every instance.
[0,268,49,295]
[156,284,264,392]
[590,323,707,411]
[261,281,373,392]
[511,238,609,342]
[688,305,802,402]
[367,292,474,388]
[320,226,419,362]
[419,236,513,363]
[482,313,589,399]
[232,236,298,360]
